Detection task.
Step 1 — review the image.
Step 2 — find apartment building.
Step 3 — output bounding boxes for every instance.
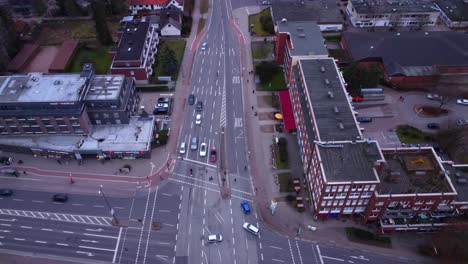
[110,18,159,82]
[128,0,183,15]
[346,0,440,28]
[435,0,468,28]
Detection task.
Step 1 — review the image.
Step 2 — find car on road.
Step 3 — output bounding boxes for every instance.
[0,189,13,196]
[356,117,372,123]
[457,119,468,126]
[190,137,198,150]
[53,194,68,203]
[199,143,207,157]
[201,42,207,51]
[0,156,12,165]
[195,114,202,125]
[188,94,195,105]
[208,234,223,243]
[427,123,440,129]
[457,99,468,106]
[241,201,251,214]
[196,101,203,112]
[154,103,170,115]
[261,1,270,5]
[179,142,186,154]
[243,222,259,236]
[427,94,443,101]
[209,148,217,163]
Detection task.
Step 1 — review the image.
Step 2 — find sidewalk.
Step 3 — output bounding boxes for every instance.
[233,6,433,263]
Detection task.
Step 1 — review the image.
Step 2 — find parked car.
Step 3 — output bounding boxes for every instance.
[427,94,443,101]
[196,101,203,112]
[195,114,202,125]
[0,189,13,196]
[199,143,207,157]
[457,99,468,106]
[201,42,208,51]
[352,96,364,102]
[243,222,259,236]
[188,94,195,105]
[179,142,186,154]
[357,117,372,123]
[0,156,12,165]
[208,234,223,243]
[209,148,217,163]
[457,119,468,126]
[153,103,170,115]
[241,201,251,214]
[53,194,68,203]
[190,137,198,150]
[293,178,301,193]
[427,123,440,129]
[296,196,305,212]
[158,97,170,103]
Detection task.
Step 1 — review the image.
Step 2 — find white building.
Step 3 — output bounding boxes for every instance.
[346,0,440,27]
[128,0,184,15]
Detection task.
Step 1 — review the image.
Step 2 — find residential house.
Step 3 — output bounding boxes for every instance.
[128,0,184,15]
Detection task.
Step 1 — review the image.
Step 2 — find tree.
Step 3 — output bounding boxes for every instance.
[0,5,17,71]
[430,73,468,110]
[260,15,274,35]
[255,61,280,85]
[109,0,128,15]
[46,0,60,16]
[342,63,383,96]
[159,46,178,77]
[432,226,468,263]
[92,0,113,45]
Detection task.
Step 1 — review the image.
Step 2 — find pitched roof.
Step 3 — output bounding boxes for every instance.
[128,0,183,5]
[7,44,40,72]
[343,31,468,76]
[159,8,182,30]
[49,39,80,73]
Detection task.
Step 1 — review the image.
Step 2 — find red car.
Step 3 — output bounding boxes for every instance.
[209,148,217,163]
[352,96,364,102]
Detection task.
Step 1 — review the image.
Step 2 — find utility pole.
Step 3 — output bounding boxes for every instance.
[99,185,119,225]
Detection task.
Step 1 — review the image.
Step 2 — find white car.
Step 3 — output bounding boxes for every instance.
[426,94,443,101]
[201,42,207,51]
[208,234,223,243]
[457,99,468,105]
[179,142,186,154]
[195,114,202,125]
[199,143,207,157]
[243,222,259,236]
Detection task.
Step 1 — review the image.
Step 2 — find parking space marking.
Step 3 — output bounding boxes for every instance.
[0,209,113,226]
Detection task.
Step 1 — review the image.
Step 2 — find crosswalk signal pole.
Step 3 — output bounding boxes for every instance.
[99,185,119,225]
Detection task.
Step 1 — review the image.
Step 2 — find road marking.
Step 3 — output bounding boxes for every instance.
[295,240,304,264]
[272,259,285,263]
[113,227,123,263]
[322,256,345,262]
[57,243,69,246]
[35,240,47,244]
[85,228,103,232]
[93,205,105,208]
[32,200,44,203]
[287,239,296,264]
[161,193,172,196]
[156,241,170,245]
[41,228,53,231]
[79,245,115,252]
[63,231,74,234]
[269,245,283,250]
[12,199,24,202]
[81,239,98,243]
[350,256,370,261]
[0,218,16,222]
[135,188,151,264]
[76,251,94,257]
[316,245,325,264]
[14,238,25,241]
[84,233,118,239]
[0,224,11,227]
[72,203,84,206]
[0,209,113,226]
[20,226,32,229]
[162,223,175,227]
[159,210,170,213]
[143,186,159,264]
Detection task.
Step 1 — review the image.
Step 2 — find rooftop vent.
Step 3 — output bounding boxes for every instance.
[424,32,429,35]
[333,106,339,114]
[320,66,325,73]
[396,32,401,35]
[338,123,344,130]
[327,91,334,99]
[324,78,330,85]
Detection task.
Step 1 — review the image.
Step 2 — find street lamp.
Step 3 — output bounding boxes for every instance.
[98,185,119,225]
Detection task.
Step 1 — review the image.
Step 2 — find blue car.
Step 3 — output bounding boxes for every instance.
[241,201,251,214]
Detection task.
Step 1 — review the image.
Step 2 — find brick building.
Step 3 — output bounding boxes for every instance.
[110,18,159,82]
[128,0,183,15]
[341,31,468,90]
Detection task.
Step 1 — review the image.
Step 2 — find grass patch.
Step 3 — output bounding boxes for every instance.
[197,18,206,34]
[248,8,274,36]
[67,44,111,74]
[323,35,342,42]
[278,173,293,192]
[151,39,186,83]
[346,227,392,248]
[396,125,433,144]
[260,71,286,91]
[275,138,289,169]
[251,42,272,59]
[200,0,209,14]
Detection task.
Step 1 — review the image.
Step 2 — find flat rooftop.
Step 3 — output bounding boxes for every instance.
[299,59,361,142]
[276,21,328,57]
[378,148,453,194]
[319,141,383,182]
[114,20,150,62]
[271,0,342,23]
[350,0,439,14]
[435,0,468,22]
[443,163,468,202]
[0,73,86,104]
[85,75,125,101]
[0,116,154,152]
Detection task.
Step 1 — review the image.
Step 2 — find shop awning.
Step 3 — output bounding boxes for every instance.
[279,90,296,132]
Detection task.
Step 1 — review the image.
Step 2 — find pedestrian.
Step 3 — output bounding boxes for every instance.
[234,178,237,182]
[23,171,27,175]
[252,106,254,110]
[252,90,255,94]
[247,79,249,83]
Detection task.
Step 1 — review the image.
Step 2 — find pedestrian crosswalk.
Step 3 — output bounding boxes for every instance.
[0,209,113,226]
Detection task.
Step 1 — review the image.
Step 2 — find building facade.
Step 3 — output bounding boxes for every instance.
[128,0,183,15]
[346,0,440,28]
[110,18,159,82]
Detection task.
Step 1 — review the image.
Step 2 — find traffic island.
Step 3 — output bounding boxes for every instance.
[345,227,392,248]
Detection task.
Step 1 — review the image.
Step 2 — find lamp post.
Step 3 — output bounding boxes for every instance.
[99,185,118,225]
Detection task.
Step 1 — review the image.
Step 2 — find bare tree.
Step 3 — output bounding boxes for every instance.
[431,73,468,109]
[46,0,60,17]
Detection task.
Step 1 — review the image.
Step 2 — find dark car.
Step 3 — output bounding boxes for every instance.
[53,194,68,203]
[0,189,13,196]
[427,123,440,129]
[209,148,217,163]
[0,156,12,165]
[357,117,372,123]
[188,94,195,105]
[196,101,203,112]
[241,201,251,214]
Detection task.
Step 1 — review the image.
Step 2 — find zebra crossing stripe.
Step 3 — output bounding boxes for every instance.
[0,209,112,226]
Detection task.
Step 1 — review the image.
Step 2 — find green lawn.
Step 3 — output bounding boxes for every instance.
[346,227,392,248]
[67,45,111,74]
[251,42,272,59]
[197,18,206,34]
[278,173,293,192]
[248,8,273,36]
[151,40,186,83]
[260,71,286,91]
[275,138,289,169]
[396,125,433,144]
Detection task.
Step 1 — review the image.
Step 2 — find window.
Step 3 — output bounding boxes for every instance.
[370,214,378,217]
[327,201,332,206]
[364,185,369,191]
[422,206,430,210]
[332,186,337,192]
[346,200,351,206]
[349,193,360,198]
[338,186,343,192]
[343,207,354,213]
[331,208,341,213]
[370,185,376,191]
[325,186,331,192]
[116,119,121,124]
[321,201,326,206]
[388,201,398,208]
[415,200,423,205]
[333,200,339,206]
[361,192,372,198]
[130,71,135,76]
[336,193,346,199]
[339,200,344,206]
[355,207,366,213]
[344,186,349,192]
[319,208,330,214]
[426,200,435,205]
[372,208,381,212]
[439,200,448,205]
[352,200,357,206]
[103,113,110,118]
[324,193,334,199]
[413,207,419,210]
[113,112,120,118]
[95,120,102,125]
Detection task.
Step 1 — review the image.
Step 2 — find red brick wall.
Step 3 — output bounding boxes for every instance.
[438,65,468,74]
[386,75,438,90]
[275,32,288,65]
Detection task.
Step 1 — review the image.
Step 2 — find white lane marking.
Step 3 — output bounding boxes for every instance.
[63,231,74,234]
[57,243,69,246]
[322,256,345,262]
[295,240,304,264]
[269,245,283,250]
[79,245,115,252]
[32,200,45,203]
[0,224,11,227]
[76,251,94,257]
[20,226,32,229]
[41,228,53,231]
[35,240,47,244]
[81,239,99,243]
[72,203,84,206]
[112,227,123,263]
[162,193,172,196]
[0,218,16,222]
[14,238,25,241]
[93,205,105,208]
[316,245,325,264]
[85,228,103,232]
[272,259,285,263]
[143,185,159,264]
[159,210,170,213]
[287,239,296,264]
[83,233,118,239]
[12,199,24,202]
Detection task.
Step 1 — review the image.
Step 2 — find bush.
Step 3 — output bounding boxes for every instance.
[181,15,192,36]
[346,227,392,247]
[278,138,288,163]
[260,15,274,35]
[155,129,169,145]
[256,61,281,85]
